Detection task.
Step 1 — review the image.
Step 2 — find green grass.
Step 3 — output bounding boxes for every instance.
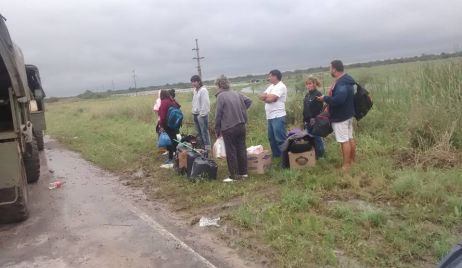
[46,58,462,267]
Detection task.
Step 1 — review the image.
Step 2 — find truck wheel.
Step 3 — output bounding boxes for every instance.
[24,136,40,183]
[0,169,29,223]
[34,129,44,151]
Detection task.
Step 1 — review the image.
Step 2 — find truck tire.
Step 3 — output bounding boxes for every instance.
[0,170,29,223]
[24,136,40,184]
[34,129,44,151]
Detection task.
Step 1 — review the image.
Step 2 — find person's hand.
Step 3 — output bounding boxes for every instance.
[159,127,165,133]
[316,96,324,102]
[310,118,316,126]
[259,93,267,101]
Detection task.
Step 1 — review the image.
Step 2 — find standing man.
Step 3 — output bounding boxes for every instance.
[214,75,252,182]
[317,60,356,172]
[190,75,211,151]
[259,69,287,158]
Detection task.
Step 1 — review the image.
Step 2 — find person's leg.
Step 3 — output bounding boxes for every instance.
[235,124,248,176]
[314,136,325,158]
[198,115,211,149]
[272,116,287,157]
[350,139,356,163]
[341,141,352,172]
[193,114,202,144]
[166,129,176,161]
[332,120,351,172]
[267,119,278,157]
[222,126,238,179]
[348,119,356,163]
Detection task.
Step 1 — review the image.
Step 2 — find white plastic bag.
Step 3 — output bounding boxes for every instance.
[247,145,264,155]
[213,137,226,158]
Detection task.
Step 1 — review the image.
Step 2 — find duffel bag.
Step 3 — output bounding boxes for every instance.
[311,112,333,138]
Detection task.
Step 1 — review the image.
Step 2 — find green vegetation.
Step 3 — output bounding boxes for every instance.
[46,58,462,267]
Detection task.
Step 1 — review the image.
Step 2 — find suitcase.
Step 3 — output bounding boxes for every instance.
[190,157,218,181]
[175,145,201,177]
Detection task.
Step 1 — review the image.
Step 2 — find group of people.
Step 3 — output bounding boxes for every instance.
[154,59,358,181]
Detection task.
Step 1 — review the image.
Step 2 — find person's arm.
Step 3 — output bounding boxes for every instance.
[241,94,252,109]
[199,89,210,116]
[263,94,279,103]
[312,92,324,116]
[319,85,347,107]
[263,84,284,103]
[214,96,224,137]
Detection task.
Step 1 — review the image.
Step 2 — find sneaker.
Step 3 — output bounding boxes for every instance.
[223,178,235,183]
[160,163,174,169]
[239,174,249,179]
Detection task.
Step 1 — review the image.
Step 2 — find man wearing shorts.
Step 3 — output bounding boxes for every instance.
[318,60,356,172]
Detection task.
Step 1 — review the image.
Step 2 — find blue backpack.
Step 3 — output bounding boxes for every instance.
[167,105,183,130]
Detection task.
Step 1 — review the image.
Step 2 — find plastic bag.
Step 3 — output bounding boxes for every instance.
[158,132,172,148]
[213,137,226,158]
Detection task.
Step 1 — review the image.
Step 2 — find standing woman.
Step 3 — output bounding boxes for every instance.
[157,89,181,166]
[303,77,325,158]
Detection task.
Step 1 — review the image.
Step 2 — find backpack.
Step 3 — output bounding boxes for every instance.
[354,83,373,121]
[167,105,183,130]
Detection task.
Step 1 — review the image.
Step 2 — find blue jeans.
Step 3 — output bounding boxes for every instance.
[306,126,325,158]
[193,114,210,149]
[267,116,287,157]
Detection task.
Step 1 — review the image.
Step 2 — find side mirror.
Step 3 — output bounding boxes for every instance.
[34,89,44,99]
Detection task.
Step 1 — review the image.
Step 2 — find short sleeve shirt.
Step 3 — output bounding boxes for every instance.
[264,81,287,119]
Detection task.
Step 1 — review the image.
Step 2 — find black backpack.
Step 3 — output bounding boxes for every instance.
[354,83,373,121]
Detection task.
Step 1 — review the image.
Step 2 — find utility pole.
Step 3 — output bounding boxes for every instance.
[132,69,137,96]
[192,38,204,78]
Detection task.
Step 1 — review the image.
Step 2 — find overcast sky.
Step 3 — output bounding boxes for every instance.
[1,0,461,96]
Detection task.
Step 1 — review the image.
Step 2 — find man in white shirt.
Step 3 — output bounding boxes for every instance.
[191,75,211,150]
[259,70,287,157]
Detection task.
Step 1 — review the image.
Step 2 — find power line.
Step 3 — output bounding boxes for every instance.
[192,38,204,78]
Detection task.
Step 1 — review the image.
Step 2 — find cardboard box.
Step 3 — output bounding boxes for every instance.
[178,150,188,169]
[288,150,316,169]
[247,150,272,174]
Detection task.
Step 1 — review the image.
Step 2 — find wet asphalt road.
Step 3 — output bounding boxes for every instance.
[0,138,250,268]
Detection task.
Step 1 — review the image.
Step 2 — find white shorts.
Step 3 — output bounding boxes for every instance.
[332,118,354,143]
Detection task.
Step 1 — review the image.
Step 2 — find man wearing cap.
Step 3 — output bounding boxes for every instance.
[259,69,287,158]
[190,75,211,150]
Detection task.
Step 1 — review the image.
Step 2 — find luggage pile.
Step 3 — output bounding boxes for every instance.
[281,130,316,169]
[174,135,218,181]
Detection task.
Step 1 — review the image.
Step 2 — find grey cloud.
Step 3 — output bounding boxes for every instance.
[1,0,461,96]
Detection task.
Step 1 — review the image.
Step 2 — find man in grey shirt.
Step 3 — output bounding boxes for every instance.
[214,75,252,182]
[190,75,211,150]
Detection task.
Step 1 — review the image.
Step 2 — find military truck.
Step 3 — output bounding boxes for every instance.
[0,15,42,223]
[26,64,46,151]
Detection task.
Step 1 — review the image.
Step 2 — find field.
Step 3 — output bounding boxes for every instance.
[46,58,462,267]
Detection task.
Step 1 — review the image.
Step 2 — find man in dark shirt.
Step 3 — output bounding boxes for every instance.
[318,60,356,172]
[214,75,252,182]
